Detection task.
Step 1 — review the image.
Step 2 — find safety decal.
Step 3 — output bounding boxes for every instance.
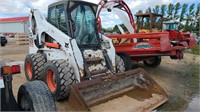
[134,43,154,49]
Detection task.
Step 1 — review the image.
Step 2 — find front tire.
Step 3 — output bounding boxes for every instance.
[117,53,132,71]
[43,59,75,100]
[143,56,161,68]
[17,81,56,111]
[1,43,5,47]
[116,54,125,72]
[24,53,46,81]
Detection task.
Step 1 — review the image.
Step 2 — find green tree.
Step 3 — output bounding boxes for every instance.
[180,4,188,22]
[195,3,200,17]
[185,4,195,31]
[153,5,160,14]
[161,5,167,17]
[195,3,200,32]
[167,3,174,20]
[179,4,188,30]
[189,4,195,15]
[146,7,152,13]
[174,3,181,19]
[137,10,143,14]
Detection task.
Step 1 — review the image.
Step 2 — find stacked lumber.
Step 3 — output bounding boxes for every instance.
[15,33,29,45]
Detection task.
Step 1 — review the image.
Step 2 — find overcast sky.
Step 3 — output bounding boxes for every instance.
[0,0,199,28]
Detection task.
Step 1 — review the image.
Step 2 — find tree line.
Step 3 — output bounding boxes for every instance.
[143,3,200,32]
[102,3,199,33]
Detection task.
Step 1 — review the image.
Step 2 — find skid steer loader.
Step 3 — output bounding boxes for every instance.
[24,0,168,111]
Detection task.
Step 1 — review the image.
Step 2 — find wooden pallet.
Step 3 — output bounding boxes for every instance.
[15,33,29,38]
[15,33,29,45]
[16,41,29,45]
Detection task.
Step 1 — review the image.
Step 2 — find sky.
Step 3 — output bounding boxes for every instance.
[0,0,199,28]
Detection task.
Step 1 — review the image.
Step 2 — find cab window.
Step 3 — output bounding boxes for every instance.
[48,5,67,34]
[48,7,57,26]
[70,5,99,45]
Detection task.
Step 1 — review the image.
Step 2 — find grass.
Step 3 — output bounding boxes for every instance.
[191,45,200,55]
[187,45,200,55]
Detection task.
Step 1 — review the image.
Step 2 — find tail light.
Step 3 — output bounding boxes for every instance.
[11,65,21,74]
[1,65,21,75]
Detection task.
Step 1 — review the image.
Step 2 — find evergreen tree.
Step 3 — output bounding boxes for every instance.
[185,4,195,31]
[179,4,188,30]
[167,3,174,20]
[174,3,181,19]
[146,7,152,13]
[161,5,167,17]
[195,3,200,32]
[153,5,160,14]
[137,10,143,14]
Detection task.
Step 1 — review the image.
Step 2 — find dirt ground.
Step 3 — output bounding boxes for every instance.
[0,38,200,111]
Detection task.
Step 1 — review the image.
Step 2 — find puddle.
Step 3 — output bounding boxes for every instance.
[6,61,24,66]
[186,95,200,111]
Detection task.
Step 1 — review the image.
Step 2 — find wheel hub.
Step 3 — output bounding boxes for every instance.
[46,69,57,92]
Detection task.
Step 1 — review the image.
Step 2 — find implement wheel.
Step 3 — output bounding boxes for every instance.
[143,56,161,68]
[17,81,56,111]
[24,53,46,81]
[43,59,75,100]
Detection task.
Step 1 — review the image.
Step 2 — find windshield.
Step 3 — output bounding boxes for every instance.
[163,23,178,31]
[71,5,99,45]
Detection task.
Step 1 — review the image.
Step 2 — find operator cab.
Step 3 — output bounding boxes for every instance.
[163,21,179,31]
[47,0,99,49]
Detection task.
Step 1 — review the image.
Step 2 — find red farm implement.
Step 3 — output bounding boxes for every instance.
[97,0,196,69]
[107,32,195,68]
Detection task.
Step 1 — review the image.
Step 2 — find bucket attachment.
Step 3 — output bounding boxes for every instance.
[68,68,168,112]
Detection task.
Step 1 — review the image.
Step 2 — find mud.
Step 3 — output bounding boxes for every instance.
[0,38,200,111]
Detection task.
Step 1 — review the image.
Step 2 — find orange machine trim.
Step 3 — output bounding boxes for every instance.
[45,42,60,49]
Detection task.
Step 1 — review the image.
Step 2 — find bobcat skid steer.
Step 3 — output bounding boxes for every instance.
[24,0,168,111]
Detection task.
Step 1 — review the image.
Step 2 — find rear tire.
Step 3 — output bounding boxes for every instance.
[143,56,161,68]
[24,53,46,81]
[17,81,56,111]
[117,53,132,71]
[43,59,75,100]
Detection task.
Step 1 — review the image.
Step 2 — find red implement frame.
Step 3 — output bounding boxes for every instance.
[97,0,196,62]
[108,32,187,61]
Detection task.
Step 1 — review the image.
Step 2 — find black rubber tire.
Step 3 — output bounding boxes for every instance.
[116,54,125,73]
[143,56,161,68]
[43,59,75,100]
[17,81,56,111]
[1,43,5,46]
[24,53,46,81]
[117,53,132,71]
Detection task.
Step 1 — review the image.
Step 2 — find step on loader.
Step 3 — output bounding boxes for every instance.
[24,0,168,111]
